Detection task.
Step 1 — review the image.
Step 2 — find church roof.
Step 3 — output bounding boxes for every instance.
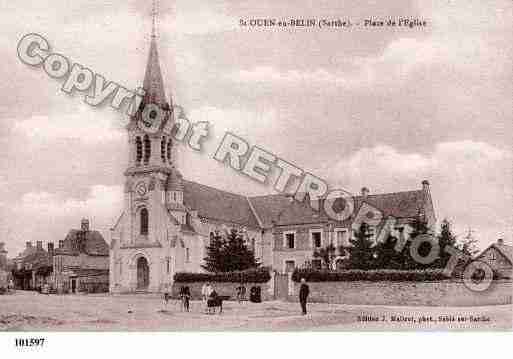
[182,179,432,229]
[142,36,168,108]
[246,189,429,227]
[183,180,261,229]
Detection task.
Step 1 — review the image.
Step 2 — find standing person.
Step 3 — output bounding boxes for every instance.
[299,278,309,315]
[201,282,212,312]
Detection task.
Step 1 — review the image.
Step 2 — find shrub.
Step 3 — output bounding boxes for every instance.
[174,268,271,283]
[292,268,450,282]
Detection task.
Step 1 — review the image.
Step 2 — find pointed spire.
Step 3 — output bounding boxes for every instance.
[142,36,167,107]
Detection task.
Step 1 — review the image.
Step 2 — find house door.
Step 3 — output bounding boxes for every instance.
[71,279,76,293]
[136,257,149,290]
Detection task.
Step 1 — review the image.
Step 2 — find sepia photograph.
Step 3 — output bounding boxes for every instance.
[0,0,512,356]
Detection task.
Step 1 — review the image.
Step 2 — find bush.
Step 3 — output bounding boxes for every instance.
[292,268,450,282]
[174,268,271,283]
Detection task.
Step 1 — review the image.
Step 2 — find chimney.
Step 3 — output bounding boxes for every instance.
[0,242,6,253]
[36,241,43,250]
[81,218,90,232]
[47,242,54,254]
[58,240,64,248]
[422,180,430,192]
[361,187,370,198]
[497,238,504,245]
[26,241,32,248]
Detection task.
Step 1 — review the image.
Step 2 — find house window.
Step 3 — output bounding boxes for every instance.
[185,248,190,263]
[490,251,496,261]
[311,231,322,248]
[285,260,295,273]
[140,208,149,235]
[311,259,322,270]
[166,258,170,274]
[284,232,295,249]
[251,238,256,251]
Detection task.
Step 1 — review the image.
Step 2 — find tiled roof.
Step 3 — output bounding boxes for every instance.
[248,190,428,227]
[182,179,429,229]
[248,194,297,228]
[56,230,109,256]
[183,180,260,229]
[494,244,513,264]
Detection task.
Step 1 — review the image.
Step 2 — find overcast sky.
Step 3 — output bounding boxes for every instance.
[0,0,511,255]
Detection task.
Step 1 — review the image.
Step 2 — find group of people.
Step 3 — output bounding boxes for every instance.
[162,278,311,316]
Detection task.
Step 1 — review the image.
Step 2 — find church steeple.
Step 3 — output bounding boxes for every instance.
[126,0,175,173]
[141,0,170,110]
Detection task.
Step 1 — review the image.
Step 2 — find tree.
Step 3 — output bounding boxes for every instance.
[313,243,336,270]
[222,228,260,272]
[374,234,403,269]
[347,222,376,269]
[436,219,458,268]
[201,231,225,272]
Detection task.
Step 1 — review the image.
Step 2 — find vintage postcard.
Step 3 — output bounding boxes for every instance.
[1,0,512,346]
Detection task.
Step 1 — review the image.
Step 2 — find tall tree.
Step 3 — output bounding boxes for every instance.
[223,228,260,272]
[347,222,376,269]
[374,234,403,269]
[201,231,225,272]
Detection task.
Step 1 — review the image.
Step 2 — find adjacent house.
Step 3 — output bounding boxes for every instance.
[475,239,512,279]
[12,241,53,290]
[53,219,109,293]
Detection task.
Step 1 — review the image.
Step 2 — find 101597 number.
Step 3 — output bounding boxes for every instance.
[15,338,45,347]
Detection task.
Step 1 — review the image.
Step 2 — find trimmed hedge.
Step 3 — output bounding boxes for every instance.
[174,268,271,283]
[292,268,450,282]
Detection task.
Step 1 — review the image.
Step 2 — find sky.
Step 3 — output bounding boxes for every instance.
[0,0,512,255]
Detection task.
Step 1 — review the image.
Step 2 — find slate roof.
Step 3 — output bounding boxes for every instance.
[183,180,260,229]
[56,230,109,256]
[495,244,513,264]
[182,178,430,230]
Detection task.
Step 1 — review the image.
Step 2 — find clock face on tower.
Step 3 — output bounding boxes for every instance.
[135,181,147,196]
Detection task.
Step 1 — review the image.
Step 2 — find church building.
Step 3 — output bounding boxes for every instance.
[109,24,436,293]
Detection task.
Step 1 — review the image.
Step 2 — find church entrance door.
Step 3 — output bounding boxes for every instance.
[136,257,149,290]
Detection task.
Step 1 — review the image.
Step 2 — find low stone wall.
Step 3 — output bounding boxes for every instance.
[172,281,272,301]
[289,280,512,306]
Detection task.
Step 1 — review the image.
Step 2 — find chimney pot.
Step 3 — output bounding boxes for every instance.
[497,238,504,245]
[361,187,370,197]
[36,241,43,249]
[26,241,32,248]
[58,240,64,248]
[81,218,90,232]
[47,242,54,253]
[422,180,430,191]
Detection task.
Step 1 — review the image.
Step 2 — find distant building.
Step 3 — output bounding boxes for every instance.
[52,219,109,293]
[475,239,512,279]
[0,242,10,289]
[12,241,53,290]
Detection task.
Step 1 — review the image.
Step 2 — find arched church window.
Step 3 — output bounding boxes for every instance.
[136,136,142,164]
[167,139,172,162]
[143,135,151,164]
[161,136,166,163]
[140,208,149,235]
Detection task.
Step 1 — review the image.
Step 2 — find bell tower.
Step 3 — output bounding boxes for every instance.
[123,0,176,244]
